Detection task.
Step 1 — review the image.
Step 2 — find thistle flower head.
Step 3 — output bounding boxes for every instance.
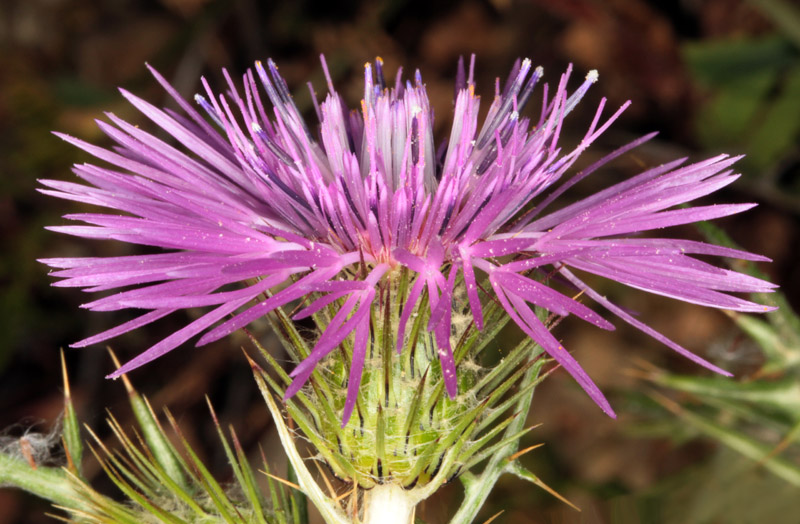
[41,55,776,425]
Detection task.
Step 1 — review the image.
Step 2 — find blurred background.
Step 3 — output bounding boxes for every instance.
[1,0,799,522]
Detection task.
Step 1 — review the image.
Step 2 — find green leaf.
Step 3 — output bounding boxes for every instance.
[456,413,518,466]
[652,374,800,421]
[669,448,800,524]
[459,426,534,472]
[682,35,800,162]
[745,64,800,169]
[61,466,142,524]
[653,394,800,487]
[694,68,776,146]
[733,314,800,372]
[683,36,795,87]
[448,346,547,524]
[98,416,206,518]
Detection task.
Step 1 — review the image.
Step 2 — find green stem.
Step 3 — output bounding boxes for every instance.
[448,356,541,524]
[0,453,83,511]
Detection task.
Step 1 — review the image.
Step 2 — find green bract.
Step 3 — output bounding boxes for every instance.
[252,267,551,497]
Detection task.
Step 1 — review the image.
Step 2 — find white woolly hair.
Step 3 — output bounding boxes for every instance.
[0,417,65,475]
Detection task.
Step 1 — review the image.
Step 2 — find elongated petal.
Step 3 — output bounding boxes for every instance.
[491,277,615,417]
[41,56,774,423]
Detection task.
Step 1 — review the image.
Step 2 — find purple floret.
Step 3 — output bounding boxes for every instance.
[41,55,776,423]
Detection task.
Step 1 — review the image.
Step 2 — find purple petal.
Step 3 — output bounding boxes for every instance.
[108,294,254,378]
[490,277,615,417]
[492,270,614,330]
[558,267,734,376]
[396,274,425,353]
[460,250,484,330]
[341,312,371,426]
[72,309,175,348]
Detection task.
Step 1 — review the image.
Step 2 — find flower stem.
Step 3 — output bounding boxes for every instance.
[362,484,416,524]
[448,355,543,524]
[0,454,82,511]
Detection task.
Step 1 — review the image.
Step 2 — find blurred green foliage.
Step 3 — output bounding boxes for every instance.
[684,36,800,172]
[683,0,800,201]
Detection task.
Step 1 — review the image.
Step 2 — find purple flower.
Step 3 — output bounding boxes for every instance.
[41,56,775,423]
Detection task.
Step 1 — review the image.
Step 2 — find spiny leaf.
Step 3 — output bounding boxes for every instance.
[376,404,387,478]
[206,397,269,524]
[108,349,190,493]
[60,350,83,477]
[505,462,579,511]
[101,411,205,518]
[163,408,243,522]
[83,440,179,524]
[254,371,350,524]
[652,391,800,487]
[249,357,356,482]
[262,457,290,524]
[652,374,800,421]
[460,426,537,472]
[473,363,550,436]
[457,413,520,466]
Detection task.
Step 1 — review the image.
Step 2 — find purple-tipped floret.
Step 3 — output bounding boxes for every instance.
[41,56,776,423]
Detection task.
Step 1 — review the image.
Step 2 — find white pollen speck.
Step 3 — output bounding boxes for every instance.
[586,70,599,83]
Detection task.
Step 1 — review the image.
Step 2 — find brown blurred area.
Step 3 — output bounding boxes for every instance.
[1,0,798,523]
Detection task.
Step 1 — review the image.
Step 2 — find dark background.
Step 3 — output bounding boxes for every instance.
[1,0,799,522]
